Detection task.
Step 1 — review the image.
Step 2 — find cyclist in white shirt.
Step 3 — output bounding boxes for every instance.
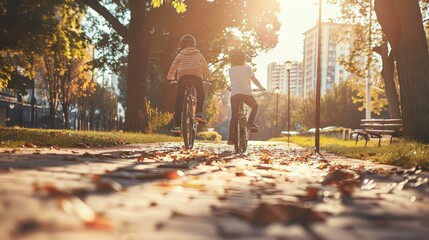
[227,49,265,145]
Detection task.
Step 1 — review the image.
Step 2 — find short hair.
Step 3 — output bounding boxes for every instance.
[178,34,196,49]
[229,49,246,66]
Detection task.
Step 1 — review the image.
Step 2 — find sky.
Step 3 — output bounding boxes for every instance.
[253,0,341,86]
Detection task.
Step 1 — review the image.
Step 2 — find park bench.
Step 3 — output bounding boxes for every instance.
[354,119,403,146]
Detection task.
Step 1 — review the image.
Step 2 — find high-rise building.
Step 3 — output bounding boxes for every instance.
[267,61,303,97]
[267,63,285,91]
[303,22,352,96]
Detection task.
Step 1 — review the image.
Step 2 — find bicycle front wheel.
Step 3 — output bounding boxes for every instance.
[182,93,195,149]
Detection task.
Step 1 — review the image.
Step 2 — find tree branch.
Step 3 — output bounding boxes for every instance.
[210,58,228,75]
[79,0,129,42]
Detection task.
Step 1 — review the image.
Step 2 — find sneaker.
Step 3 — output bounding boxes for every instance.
[227,139,234,145]
[195,113,207,123]
[171,126,181,133]
[247,123,259,132]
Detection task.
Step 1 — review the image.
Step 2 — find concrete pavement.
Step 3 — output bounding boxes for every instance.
[0,141,428,240]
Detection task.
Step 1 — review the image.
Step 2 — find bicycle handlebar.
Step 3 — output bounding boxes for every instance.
[226,87,265,92]
[169,80,212,84]
[252,88,265,92]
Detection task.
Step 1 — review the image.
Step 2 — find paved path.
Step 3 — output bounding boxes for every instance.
[0,141,428,240]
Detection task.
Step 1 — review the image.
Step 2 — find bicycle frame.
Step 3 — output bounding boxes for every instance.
[181,81,198,149]
[231,89,262,153]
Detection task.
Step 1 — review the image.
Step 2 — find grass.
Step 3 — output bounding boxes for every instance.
[0,127,181,148]
[270,135,429,169]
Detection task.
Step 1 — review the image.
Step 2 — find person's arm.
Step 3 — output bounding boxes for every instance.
[249,67,265,90]
[167,55,181,80]
[250,76,265,90]
[200,54,213,81]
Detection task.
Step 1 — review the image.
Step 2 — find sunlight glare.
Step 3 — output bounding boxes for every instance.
[254,0,341,85]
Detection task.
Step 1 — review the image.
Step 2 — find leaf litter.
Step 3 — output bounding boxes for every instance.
[8,143,429,238]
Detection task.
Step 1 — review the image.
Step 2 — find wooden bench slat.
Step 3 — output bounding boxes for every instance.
[360,124,403,129]
[361,119,402,123]
[366,130,399,134]
[355,118,403,147]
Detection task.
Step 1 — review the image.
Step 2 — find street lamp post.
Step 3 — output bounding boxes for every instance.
[285,61,292,147]
[315,0,323,154]
[366,0,373,119]
[274,87,280,137]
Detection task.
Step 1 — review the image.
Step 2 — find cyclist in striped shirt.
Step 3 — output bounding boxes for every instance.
[167,34,213,133]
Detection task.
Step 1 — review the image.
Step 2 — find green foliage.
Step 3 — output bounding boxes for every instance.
[0,0,66,89]
[295,94,315,132]
[0,0,60,52]
[336,0,390,114]
[151,0,187,13]
[34,1,89,128]
[147,100,174,133]
[321,81,365,128]
[0,127,180,148]
[204,94,220,126]
[196,131,222,142]
[0,55,12,90]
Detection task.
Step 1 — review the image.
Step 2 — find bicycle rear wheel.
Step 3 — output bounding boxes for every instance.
[234,115,248,153]
[182,90,195,149]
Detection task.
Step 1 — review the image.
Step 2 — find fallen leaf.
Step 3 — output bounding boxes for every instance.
[94,178,124,192]
[25,142,37,148]
[58,197,112,231]
[33,183,89,197]
[165,170,185,180]
[260,154,273,164]
[318,163,329,170]
[337,179,357,197]
[33,183,67,196]
[236,170,259,177]
[84,215,112,231]
[228,202,325,226]
[306,186,320,200]
[322,169,357,185]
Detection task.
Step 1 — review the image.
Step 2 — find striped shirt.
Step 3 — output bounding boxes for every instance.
[167,47,213,81]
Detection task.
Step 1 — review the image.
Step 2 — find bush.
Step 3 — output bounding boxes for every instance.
[196,131,222,141]
[147,101,173,133]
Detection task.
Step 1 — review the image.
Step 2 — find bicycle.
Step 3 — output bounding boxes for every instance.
[233,89,262,154]
[181,79,198,149]
[171,79,209,149]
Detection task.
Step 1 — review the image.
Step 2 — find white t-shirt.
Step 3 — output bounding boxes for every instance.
[229,65,254,96]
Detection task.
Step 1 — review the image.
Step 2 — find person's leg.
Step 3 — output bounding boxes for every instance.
[183,76,207,123]
[243,95,258,124]
[174,78,186,127]
[192,77,205,113]
[228,95,240,143]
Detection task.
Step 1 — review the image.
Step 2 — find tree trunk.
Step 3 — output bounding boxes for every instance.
[49,105,56,129]
[81,0,150,132]
[375,0,429,143]
[124,3,150,132]
[64,110,69,129]
[373,42,401,119]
